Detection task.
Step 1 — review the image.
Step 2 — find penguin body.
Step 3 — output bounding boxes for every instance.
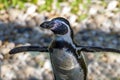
[9,17,120,80]
[49,40,85,80]
[40,17,87,80]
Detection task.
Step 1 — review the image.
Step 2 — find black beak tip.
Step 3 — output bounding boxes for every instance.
[40,22,45,28]
[40,21,50,28]
[40,21,53,29]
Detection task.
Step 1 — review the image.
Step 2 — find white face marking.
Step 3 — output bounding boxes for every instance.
[54,20,76,48]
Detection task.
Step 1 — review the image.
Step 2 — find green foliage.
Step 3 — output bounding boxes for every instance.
[0,0,24,9]
[0,0,92,21]
[30,0,38,4]
[71,0,82,14]
[0,0,38,9]
[2,0,119,21]
[78,14,88,21]
[70,0,91,21]
[38,0,53,12]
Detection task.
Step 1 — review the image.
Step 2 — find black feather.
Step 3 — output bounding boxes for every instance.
[9,46,49,54]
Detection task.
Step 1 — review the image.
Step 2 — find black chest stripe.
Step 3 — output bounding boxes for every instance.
[49,40,76,53]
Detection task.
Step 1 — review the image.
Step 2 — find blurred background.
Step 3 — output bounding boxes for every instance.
[0,0,120,80]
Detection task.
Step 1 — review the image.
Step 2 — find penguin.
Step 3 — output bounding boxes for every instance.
[9,17,120,80]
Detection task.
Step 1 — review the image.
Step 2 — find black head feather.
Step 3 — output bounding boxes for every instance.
[52,17,74,39]
[40,17,74,38]
[51,17,71,27]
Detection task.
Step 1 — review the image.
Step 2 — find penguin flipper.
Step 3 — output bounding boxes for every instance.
[79,46,120,53]
[9,46,49,54]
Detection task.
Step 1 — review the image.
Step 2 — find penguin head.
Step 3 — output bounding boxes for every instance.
[40,17,73,37]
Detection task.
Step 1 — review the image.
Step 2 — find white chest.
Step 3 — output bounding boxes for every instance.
[51,48,79,69]
[50,48,84,80]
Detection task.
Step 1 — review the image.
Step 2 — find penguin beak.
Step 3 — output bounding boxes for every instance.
[40,20,68,35]
[40,21,54,29]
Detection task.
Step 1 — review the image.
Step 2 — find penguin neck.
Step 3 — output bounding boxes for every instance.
[54,33,76,48]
